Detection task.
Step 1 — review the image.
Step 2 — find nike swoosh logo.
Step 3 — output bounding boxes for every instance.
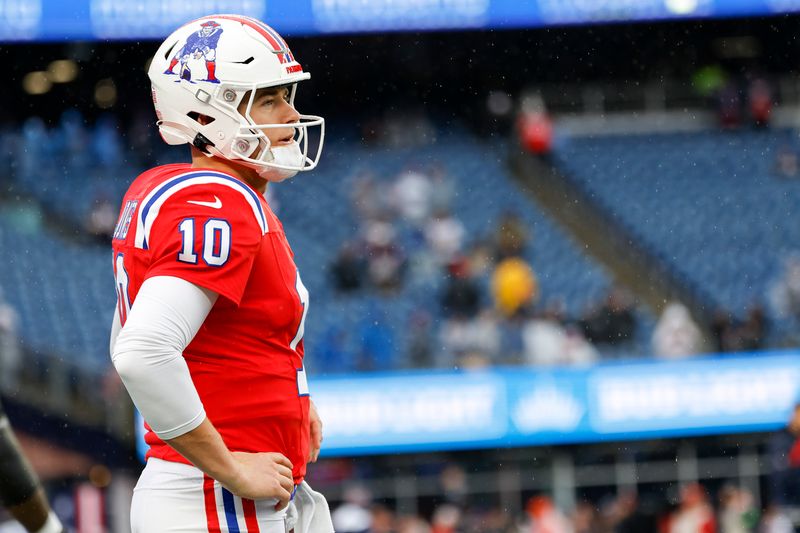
[187,196,222,209]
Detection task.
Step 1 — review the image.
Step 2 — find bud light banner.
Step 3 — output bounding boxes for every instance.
[4,0,800,42]
[135,351,800,460]
[312,351,800,456]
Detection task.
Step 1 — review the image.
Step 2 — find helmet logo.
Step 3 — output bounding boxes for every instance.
[163,20,223,84]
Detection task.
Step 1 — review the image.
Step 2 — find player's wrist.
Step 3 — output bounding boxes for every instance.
[215,453,246,492]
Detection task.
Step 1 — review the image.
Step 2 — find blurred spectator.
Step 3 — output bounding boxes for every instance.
[391,168,433,226]
[711,305,767,353]
[370,504,396,533]
[523,306,598,366]
[580,288,637,347]
[85,194,118,243]
[466,240,494,279]
[570,501,599,533]
[429,165,454,214]
[471,311,501,362]
[498,314,526,365]
[431,504,461,533]
[439,464,468,506]
[439,310,500,369]
[441,258,481,319]
[436,319,468,368]
[717,81,742,130]
[406,310,435,369]
[425,210,465,265]
[767,402,800,507]
[667,483,716,533]
[0,288,21,391]
[717,485,757,533]
[736,304,767,352]
[517,93,553,156]
[614,492,659,533]
[522,311,567,366]
[494,212,529,260]
[331,241,367,292]
[484,89,515,134]
[691,65,727,101]
[491,257,538,318]
[773,145,799,179]
[748,77,772,128]
[769,253,800,324]
[710,308,736,353]
[396,515,431,533]
[352,172,389,221]
[522,495,573,533]
[332,484,373,533]
[474,507,514,533]
[758,505,793,533]
[363,219,406,292]
[652,302,703,358]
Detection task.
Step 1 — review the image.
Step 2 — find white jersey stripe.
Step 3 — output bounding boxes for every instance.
[215,482,230,533]
[233,495,247,532]
[134,171,267,250]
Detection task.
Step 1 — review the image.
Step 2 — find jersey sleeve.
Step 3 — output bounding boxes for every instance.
[143,182,266,305]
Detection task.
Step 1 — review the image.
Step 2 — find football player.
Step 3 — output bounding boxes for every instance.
[0,401,64,533]
[109,14,330,533]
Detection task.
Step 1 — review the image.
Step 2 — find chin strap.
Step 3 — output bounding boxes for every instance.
[192,132,215,154]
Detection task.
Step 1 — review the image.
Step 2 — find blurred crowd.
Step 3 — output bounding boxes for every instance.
[318,401,800,533]
[327,478,788,533]
[0,109,793,375]
[1,110,162,242]
[325,159,787,370]
[326,163,647,371]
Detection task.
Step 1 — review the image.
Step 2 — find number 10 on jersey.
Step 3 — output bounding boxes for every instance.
[177,218,231,266]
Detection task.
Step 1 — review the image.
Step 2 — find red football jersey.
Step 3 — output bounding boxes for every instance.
[111,163,311,482]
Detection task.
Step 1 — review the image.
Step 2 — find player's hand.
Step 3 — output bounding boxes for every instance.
[308,400,323,463]
[225,452,294,509]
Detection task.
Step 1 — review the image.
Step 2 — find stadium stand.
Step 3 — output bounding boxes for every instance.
[0,122,623,373]
[0,212,111,374]
[552,129,800,333]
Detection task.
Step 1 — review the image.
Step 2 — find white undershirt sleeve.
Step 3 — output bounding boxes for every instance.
[110,275,218,441]
[109,304,121,356]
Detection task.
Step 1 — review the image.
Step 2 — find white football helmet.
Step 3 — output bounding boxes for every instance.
[148,14,324,181]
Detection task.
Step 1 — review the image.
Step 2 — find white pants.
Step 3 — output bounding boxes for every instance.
[131,458,288,533]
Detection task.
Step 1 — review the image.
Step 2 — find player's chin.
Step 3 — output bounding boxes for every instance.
[262,168,299,183]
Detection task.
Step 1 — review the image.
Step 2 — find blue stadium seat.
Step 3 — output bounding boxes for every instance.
[553,128,800,329]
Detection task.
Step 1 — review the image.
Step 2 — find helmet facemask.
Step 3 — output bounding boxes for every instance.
[215,83,324,182]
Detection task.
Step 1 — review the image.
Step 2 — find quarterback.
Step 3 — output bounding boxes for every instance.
[109,14,331,533]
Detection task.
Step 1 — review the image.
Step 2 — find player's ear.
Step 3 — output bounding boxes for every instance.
[187,111,215,126]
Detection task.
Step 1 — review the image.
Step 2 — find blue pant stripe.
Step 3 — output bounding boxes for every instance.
[221,487,240,533]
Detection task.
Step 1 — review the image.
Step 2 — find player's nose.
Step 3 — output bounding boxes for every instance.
[280,99,301,124]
